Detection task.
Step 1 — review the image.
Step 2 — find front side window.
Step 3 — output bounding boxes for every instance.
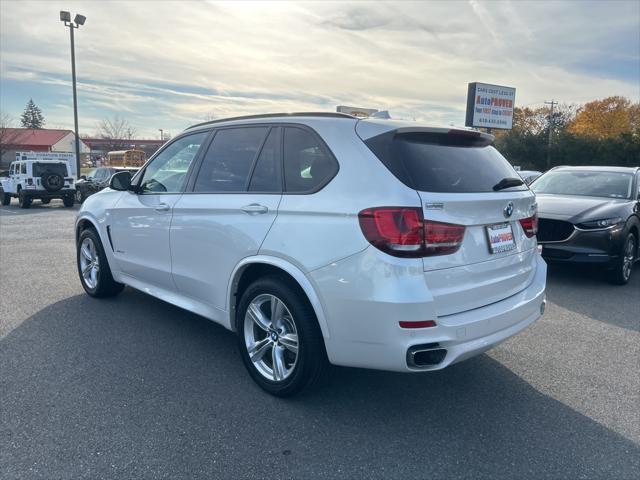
[193,127,268,192]
[139,132,208,194]
[283,127,337,193]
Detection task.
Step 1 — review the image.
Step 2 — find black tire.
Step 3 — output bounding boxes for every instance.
[40,198,51,204]
[1,193,9,206]
[63,195,74,207]
[18,192,31,209]
[75,190,85,204]
[77,228,125,297]
[41,171,64,192]
[610,233,636,285]
[236,275,328,397]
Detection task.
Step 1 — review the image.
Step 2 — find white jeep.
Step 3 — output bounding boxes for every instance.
[0,159,76,208]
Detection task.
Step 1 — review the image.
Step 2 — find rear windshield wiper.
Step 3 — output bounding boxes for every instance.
[493,177,524,191]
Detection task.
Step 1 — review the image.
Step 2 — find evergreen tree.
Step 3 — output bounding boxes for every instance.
[20,98,45,129]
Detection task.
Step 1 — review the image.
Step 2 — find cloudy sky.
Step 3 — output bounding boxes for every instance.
[1,0,638,139]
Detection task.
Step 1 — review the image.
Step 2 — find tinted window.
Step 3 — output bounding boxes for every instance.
[249,128,281,192]
[194,127,268,192]
[32,163,67,177]
[283,127,337,193]
[21,163,27,174]
[365,131,526,193]
[531,170,634,199]
[139,132,207,194]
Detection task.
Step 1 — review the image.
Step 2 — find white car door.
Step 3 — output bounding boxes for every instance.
[108,131,209,292]
[171,126,282,314]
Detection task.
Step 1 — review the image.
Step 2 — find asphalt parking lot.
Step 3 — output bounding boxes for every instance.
[1,201,638,479]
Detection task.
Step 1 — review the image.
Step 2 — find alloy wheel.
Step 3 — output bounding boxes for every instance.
[243,294,299,382]
[79,237,100,289]
[622,236,635,281]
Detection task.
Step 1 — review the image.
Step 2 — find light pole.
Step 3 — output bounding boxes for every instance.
[60,11,86,178]
[159,128,164,141]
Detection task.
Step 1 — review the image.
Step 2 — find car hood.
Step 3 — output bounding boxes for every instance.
[536,194,629,222]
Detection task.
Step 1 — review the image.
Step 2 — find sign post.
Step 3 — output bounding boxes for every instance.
[465,82,516,131]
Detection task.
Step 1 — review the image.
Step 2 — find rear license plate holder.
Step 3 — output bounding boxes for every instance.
[486,223,516,254]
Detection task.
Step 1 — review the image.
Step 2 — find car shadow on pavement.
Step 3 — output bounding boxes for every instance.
[1,290,638,479]
[546,264,640,332]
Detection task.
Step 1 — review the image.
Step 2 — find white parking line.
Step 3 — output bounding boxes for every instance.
[0,209,18,214]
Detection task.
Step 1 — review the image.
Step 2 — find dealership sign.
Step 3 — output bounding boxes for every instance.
[465,82,516,130]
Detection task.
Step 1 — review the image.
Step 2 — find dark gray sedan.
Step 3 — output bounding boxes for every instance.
[531,166,640,284]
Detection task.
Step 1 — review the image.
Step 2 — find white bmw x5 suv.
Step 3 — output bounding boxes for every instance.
[76,112,547,396]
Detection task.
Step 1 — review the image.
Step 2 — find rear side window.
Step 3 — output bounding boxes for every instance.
[283,127,338,193]
[365,131,525,193]
[248,128,281,192]
[194,127,268,192]
[21,163,27,174]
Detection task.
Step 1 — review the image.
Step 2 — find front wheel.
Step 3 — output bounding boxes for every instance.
[236,275,328,396]
[75,190,84,204]
[1,193,10,206]
[610,233,636,285]
[77,228,124,297]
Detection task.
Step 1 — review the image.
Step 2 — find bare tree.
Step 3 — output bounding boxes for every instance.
[0,111,18,163]
[96,116,137,151]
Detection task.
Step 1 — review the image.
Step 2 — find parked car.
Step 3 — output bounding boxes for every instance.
[0,159,75,208]
[75,167,139,204]
[75,112,547,396]
[518,169,542,185]
[531,166,640,284]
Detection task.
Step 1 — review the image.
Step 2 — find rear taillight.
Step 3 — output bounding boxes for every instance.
[519,213,538,238]
[424,221,466,255]
[358,207,465,258]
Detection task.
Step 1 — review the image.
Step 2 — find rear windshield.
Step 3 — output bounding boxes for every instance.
[364,131,526,193]
[32,162,68,177]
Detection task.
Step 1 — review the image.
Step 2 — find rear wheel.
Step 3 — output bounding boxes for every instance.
[610,233,636,285]
[236,275,327,396]
[18,192,31,209]
[75,190,85,204]
[1,193,9,206]
[77,228,124,297]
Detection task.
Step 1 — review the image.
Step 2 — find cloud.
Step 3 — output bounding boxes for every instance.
[0,0,638,137]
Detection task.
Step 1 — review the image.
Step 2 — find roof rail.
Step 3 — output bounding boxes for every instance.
[186,112,356,130]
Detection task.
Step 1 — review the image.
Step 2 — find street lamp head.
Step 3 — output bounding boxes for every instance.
[60,11,71,22]
[74,14,86,26]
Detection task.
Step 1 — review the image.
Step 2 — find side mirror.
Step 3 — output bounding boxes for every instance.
[110,170,132,191]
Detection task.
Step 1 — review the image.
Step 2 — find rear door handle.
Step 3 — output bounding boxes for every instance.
[241,203,269,215]
[154,203,171,212]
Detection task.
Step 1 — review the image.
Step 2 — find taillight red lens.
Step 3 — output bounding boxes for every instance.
[519,213,538,238]
[358,207,465,258]
[399,320,437,329]
[424,220,466,255]
[358,207,424,257]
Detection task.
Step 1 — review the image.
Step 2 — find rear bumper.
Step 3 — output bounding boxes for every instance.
[312,247,547,372]
[20,188,75,199]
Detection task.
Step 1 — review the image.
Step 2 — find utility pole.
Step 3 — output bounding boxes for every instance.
[544,99,557,170]
[159,128,164,141]
[60,11,86,178]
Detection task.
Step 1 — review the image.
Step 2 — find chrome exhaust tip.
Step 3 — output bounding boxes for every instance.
[407,343,447,368]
